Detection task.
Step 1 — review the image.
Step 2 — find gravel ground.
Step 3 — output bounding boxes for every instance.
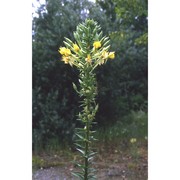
[33,162,147,180]
[33,143,147,180]
[33,166,128,180]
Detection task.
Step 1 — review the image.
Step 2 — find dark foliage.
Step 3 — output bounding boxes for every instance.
[32,0,147,150]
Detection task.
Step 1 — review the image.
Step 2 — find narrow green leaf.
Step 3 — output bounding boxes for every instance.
[101,36,109,44]
[72,82,78,93]
[63,41,72,49]
[103,39,110,47]
[75,133,84,140]
[74,142,83,149]
[75,162,85,170]
[103,45,110,51]
[88,151,97,157]
[76,148,85,155]
[64,37,73,44]
[71,172,84,179]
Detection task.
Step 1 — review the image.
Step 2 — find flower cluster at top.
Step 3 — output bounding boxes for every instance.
[58,40,115,68]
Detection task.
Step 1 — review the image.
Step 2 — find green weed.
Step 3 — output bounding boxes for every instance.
[95,110,147,145]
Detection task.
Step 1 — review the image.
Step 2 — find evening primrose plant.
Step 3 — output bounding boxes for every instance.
[59,19,115,180]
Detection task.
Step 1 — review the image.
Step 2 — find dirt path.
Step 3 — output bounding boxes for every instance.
[33,166,127,180]
[33,158,147,180]
[33,143,147,179]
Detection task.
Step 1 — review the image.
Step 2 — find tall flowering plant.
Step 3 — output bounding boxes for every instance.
[59,19,115,180]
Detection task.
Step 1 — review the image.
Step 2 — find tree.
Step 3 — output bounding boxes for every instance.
[32,0,111,149]
[95,0,148,124]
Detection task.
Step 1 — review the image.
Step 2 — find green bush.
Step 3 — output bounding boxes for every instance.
[95,110,148,142]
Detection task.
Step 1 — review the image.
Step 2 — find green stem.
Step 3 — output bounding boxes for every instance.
[84,70,90,180]
[84,118,89,180]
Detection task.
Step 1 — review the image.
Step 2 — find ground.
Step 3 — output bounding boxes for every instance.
[33,141,147,180]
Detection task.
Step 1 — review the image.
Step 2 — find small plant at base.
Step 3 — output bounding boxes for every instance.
[59,19,115,180]
[130,138,139,159]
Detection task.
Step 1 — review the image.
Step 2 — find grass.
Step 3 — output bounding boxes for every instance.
[32,147,74,170]
[94,110,147,147]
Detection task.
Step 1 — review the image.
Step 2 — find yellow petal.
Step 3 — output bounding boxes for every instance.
[62,56,69,64]
[59,47,71,56]
[85,54,91,63]
[102,51,109,59]
[59,47,66,55]
[93,41,101,49]
[108,52,115,59]
[64,48,71,56]
[73,44,80,52]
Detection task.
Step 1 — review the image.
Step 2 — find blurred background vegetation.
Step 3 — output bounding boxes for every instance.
[32,0,148,152]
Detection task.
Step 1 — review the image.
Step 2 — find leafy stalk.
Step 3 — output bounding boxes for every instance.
[58,19,115,180]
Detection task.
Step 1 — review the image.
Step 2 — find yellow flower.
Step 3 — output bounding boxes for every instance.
[59,47,71,56]
[98,59,105,65]
[108,52,115,59]
[64,48,71,56]
[102,51,109,59]
[93,41,101,49]
[73,44,80,52]
[85,54,91,63]
[62,56,70,64]
[59,47,66,55]
[130,138,137,143]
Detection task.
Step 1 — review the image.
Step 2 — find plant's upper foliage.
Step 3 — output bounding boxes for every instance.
[59,19,115,69]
